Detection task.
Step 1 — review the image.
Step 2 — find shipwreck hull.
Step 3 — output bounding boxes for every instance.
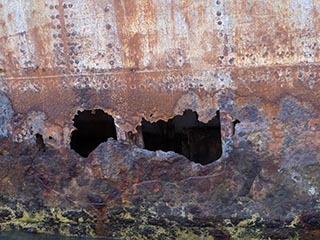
[0,0,320,239]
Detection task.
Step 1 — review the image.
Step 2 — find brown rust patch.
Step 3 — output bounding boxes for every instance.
[7,13,12,22]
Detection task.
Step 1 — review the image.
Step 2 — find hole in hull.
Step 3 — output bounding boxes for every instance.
[141,110,222,165]
[232,119,241,135]
[70,109,117,157]
[35,133,46,152]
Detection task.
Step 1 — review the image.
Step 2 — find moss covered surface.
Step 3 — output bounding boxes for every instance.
[0,200,315,239]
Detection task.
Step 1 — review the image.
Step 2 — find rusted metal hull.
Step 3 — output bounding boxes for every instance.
[0,0,320,238]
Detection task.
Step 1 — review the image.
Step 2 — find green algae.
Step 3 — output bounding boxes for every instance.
[0,203,306,239]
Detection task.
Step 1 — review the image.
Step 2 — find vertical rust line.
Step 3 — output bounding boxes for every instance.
[57,0,71,74]
[112,0,126,69]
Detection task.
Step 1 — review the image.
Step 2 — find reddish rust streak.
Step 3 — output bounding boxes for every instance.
[57,0,71,73]
[7,14,12,22]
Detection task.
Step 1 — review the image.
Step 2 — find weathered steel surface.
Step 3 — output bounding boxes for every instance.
[0,0,320,238]
[0,0,319,128]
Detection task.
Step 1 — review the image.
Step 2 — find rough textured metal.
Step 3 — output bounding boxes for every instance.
[0,0,320,238]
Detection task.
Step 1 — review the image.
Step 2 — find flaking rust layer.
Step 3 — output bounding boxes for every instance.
[0,0,320,239]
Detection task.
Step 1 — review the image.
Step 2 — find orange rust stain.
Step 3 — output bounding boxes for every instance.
[114,0,138,69]
[7,14,12,22]
[153,182,160,193]
[8,79,76,123]
[114,0,160,69]
[56,0,70,73]
[268,127,284,155]
[127,33,143,69]
[29,23,55,72]
[202,31,220,65]
[308,117,320,131]
[0,19,5,27]
[312,5,320,60]
[0,38,17,75]
[142,0,157,68]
